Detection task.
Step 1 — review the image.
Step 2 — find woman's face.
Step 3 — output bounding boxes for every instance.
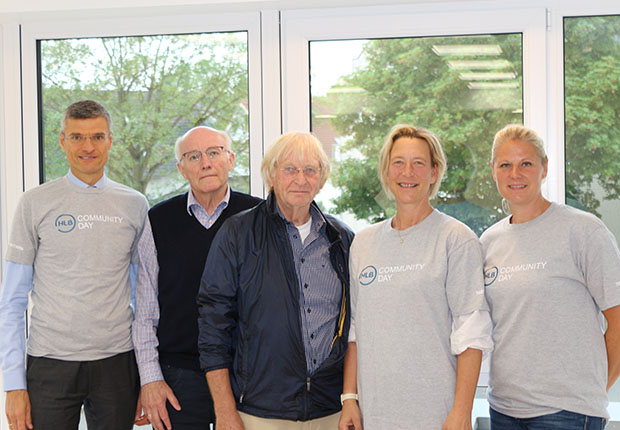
[492,138,548,208]
[387,137,437,207]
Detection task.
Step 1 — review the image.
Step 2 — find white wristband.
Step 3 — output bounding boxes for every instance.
[340,393,359,404]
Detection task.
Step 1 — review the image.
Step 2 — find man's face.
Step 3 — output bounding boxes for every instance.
[176,128,235,198]
[271,151,323,221]
[59,116,112,185]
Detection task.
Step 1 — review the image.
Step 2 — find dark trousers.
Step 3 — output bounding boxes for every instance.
[490,407,606,430]
[161,364,215,429]
[26,351,139,430]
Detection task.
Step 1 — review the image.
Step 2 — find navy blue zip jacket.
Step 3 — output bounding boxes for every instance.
[197,192,354,421]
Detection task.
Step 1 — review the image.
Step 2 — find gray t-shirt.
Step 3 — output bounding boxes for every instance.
[6,176,148,360]
[481,202,620,419]
[349,209,487,429]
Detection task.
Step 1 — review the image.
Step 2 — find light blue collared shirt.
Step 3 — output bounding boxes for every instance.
[132,185,231,385]
[0,171,137,391]
[67,169,108,188]
[186,186,231,228]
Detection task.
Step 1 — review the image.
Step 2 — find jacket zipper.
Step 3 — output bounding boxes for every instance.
[331,280,347,348]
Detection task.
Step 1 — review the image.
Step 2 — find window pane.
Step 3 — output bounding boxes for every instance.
[39,32,250,205]
[564,15,620,243]
[565,14,620,403]
[310,34,523,235]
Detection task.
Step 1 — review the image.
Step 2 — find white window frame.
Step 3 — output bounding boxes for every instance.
[280,4,550,198]
[547,0,620,206]
[19,11,265,197]
[280,4,548,423]
[2,13,265,429]
[0,22,23,262]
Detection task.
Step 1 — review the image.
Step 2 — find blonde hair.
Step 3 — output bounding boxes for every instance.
[261,132,330,191]
[492,124,547,163]
[378,124,446,199]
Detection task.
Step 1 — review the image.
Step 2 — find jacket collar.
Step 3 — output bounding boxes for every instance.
[266,192,342,245]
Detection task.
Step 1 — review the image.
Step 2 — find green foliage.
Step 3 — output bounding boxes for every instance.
[564,16,620,216]
[320,35,522,233]
[41,32,249,206]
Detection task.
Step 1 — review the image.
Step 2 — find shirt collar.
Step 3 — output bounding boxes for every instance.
[275,200,325,232]
[66,170,108,188]
[186,186,231,216]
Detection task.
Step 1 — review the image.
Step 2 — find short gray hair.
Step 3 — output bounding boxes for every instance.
[174,127,232,161]
[61,100,111,133]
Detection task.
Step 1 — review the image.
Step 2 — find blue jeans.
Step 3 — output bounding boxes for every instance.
[162,364,215,430]
[490,407,606,430]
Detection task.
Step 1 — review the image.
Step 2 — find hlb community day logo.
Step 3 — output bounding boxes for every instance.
[55,213,124,233]
[55,214,76,233]
[484,261,548,286]
[359,266,377,285]
[359,263,425,286]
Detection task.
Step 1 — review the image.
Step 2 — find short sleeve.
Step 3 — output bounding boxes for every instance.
[348,239,360,343]
[5,194,38,265]
[583,224,620,311]
[445,235,489,317]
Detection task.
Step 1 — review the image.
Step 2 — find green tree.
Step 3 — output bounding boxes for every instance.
[317,35,523,235]
[41,32,249,205]
[564,16,620,216]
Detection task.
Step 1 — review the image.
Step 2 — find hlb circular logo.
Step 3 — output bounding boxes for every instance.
[484,266,499,286]
[55,214,76,233]
[359,265,377,286]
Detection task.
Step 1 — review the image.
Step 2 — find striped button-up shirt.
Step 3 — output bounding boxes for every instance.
[279,205,342,374]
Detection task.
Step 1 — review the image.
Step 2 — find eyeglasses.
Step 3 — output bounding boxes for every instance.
[279,165,321,179]
[65,134,109,144]
[182,146,231,164]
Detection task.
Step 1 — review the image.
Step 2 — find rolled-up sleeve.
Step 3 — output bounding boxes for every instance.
[450,309,493,356]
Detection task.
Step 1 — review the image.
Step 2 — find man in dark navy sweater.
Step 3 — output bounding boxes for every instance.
[132,126,261,430]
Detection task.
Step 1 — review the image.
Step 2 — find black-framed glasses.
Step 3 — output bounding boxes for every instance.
[182,146,230,164]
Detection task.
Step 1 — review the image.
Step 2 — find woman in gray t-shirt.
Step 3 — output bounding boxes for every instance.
[338,124,492,430]
[481,124,620,429]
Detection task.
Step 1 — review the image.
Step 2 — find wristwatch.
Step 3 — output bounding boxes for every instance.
[340,393,359,404]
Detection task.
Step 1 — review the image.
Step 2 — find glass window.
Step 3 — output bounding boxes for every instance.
[310,34,523,235]
[564,15,620,243]
[564,14,620,402]
[39,32,250,205]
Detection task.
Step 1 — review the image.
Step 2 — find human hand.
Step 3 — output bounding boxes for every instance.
[5,390,33,430]
[442,407,472,430]
[338,400,362,430]
[215,408,245,430]
[134,391,149,426]
[139,380,181,430]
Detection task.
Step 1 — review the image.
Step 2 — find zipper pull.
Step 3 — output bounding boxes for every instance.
[306,377,311,392]
[240,393,244,404]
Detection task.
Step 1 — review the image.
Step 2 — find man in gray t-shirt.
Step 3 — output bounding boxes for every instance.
[0,100,148,430]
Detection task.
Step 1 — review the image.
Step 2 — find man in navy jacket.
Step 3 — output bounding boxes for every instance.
[197,132,353,429]
[132,126,260,430]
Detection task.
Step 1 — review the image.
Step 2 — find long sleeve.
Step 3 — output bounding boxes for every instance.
[197,222,239,372]
[131,217,164,386]
[0,262,34,391]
